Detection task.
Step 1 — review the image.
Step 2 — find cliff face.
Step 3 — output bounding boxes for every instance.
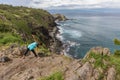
[0,4,62,53]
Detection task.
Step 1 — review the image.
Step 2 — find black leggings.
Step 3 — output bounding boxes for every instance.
[24,48,37,57]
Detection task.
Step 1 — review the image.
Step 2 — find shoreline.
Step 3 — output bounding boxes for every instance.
[55,21,74,58]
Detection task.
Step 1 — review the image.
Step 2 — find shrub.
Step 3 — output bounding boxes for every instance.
[114,38,120,45]
[39,71,64,80]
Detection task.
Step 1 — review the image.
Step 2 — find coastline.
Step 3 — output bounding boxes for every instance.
[49,14,69,55]
[55,21,74,58]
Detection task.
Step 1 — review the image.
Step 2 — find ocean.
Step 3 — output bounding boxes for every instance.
[49,9,120,59]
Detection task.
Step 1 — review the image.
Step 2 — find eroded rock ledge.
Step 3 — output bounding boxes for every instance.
[0,46,116,80]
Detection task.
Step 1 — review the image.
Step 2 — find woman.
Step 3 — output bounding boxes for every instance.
[24,42,39,57]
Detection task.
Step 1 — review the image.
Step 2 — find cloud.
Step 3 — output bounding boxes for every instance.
[0,0,120,9]
[28,0,120,9]
[0,0,30,6]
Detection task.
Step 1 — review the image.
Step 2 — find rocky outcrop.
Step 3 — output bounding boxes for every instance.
[52,14,68,22]
[0,46,117,80]
[82,47,116,80]
[84,46,111,59]
[65,47,116,80]
[107,67,116,80]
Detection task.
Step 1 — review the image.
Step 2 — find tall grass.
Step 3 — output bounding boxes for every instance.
[0,33,22,45]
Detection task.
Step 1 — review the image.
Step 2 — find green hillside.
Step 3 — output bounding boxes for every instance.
[0,4,56,47]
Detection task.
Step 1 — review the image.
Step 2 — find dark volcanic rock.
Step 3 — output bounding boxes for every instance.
[0,56,11,62]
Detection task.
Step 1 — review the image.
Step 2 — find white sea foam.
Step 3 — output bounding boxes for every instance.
[61,40,80,58]
[66,40,80,47]
[57,22,82,39]
[56,33,64,41]
[57,26,64,34]
[64,29,82,39]
[56,26,64,41]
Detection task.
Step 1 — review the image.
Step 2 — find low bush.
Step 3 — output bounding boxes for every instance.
[38,71,64,80]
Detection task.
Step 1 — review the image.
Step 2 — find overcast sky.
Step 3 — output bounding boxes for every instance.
[0,0,120,9]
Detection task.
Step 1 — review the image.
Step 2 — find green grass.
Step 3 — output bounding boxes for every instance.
[113,38,120,79]
[114,50,120,56]
[114,38,120,45]
[0,32,22,45]
[83,52,110,69]
[38,71,64,80]
[0,4,55,49]
[109,55,120,79]
[83,51,120,80]
[38,46,51,56]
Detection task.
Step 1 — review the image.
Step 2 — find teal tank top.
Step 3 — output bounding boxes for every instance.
[28,42,38,50]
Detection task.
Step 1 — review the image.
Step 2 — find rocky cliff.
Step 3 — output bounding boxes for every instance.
[0,46,119,80]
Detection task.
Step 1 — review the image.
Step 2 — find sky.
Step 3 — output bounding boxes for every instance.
[0,0,120,9]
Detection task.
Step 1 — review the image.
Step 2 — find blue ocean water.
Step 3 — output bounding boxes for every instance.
[49,9,120,59]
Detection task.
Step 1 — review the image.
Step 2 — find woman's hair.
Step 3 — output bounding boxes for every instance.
[37,43,42,47]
